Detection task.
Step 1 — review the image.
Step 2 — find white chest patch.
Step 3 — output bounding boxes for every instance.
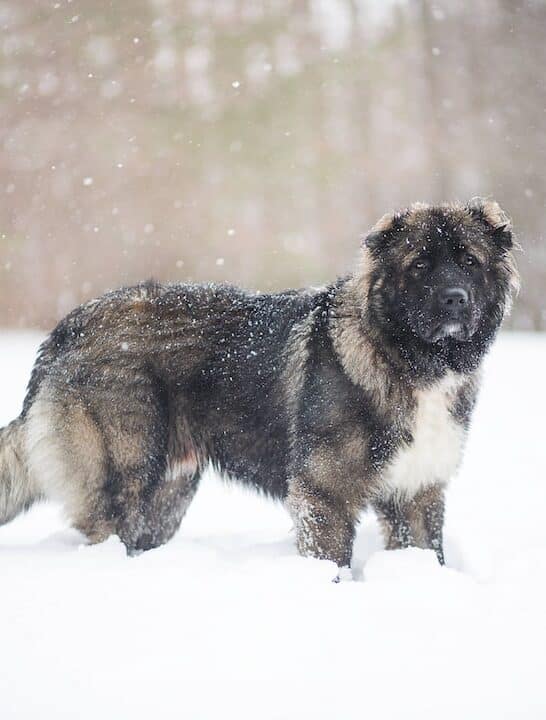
[380,374,465,497]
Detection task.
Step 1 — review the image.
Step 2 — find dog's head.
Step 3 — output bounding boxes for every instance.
[361,199,519,362]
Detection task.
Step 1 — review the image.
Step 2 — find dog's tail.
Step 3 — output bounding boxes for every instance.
[0,418,41,526]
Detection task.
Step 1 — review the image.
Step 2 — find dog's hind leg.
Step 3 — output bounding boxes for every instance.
[128,458,201,554]
[100,393,202,555]
[26,380,201,553]
[98,399,168,554]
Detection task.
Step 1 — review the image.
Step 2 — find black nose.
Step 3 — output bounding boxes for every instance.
[438,287,469,310]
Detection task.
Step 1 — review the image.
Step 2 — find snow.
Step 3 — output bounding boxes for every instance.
[0,330,545,719]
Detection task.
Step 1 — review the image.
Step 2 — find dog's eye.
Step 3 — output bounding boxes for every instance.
[463,253,477,266]
[412,259,430,272]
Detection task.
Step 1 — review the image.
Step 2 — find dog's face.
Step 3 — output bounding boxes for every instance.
[363,199,519,351]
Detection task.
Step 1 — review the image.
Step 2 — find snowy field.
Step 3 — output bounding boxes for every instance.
[0,330,545,720]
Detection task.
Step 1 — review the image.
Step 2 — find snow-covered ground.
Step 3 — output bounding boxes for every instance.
[0,330,545,719]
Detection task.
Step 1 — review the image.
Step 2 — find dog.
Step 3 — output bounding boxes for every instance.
[0,198,518,571]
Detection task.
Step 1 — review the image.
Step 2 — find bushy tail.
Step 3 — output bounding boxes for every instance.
[0,418,40,526]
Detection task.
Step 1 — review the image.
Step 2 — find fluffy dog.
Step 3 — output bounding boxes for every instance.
[0,198,518,571]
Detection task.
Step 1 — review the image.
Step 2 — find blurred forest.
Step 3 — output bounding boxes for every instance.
[0,0,544,330]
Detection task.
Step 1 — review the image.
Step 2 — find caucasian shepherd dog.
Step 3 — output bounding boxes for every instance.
[0,198,518,573]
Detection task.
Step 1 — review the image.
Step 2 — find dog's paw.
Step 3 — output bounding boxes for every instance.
[332,566,353,583]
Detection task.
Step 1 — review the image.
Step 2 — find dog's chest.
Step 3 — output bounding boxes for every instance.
[380,375,465,496]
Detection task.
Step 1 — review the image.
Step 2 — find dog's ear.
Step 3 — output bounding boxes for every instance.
[467,197,513,250]
[363,211,404,251]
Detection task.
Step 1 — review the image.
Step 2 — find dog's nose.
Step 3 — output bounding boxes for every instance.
[438,287,469,310]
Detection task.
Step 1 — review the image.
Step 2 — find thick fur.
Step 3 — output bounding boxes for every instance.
[0,199,518,567]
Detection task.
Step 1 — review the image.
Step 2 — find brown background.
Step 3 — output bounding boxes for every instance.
[0,0,544,329]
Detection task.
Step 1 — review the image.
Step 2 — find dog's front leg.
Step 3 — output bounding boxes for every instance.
[373,495,415,552]
[418,484,446,565]
[373,484,446,564]
[287,476,356,572]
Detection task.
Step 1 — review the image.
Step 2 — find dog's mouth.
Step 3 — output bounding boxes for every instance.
[404,301,481,346]
[430,321,468,343]
[425,320,476,343]
[409,319,474,345]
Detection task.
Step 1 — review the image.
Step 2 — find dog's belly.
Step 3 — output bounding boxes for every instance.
[380,376,465,497]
